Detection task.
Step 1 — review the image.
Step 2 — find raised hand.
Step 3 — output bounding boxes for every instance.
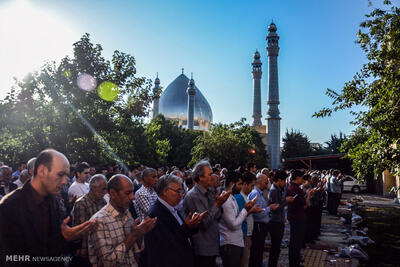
[215,190,231,207]
[185,211,207,229]
[285,196,295,203]
[244,200,256,211]
[132,217,157,236]
[269,203,280,211]
[61,216,97,241]
[248,204,264,214]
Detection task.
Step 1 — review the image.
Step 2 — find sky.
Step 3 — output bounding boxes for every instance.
[0,0,396,144]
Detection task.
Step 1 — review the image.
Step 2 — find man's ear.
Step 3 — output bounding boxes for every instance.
[37,164,48,178]
[109,188,118,198]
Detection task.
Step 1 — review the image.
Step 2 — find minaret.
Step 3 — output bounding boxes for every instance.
[266,22,281,169]
[187,73,196,130]
[152,73,160,118]
[252,50,262,126]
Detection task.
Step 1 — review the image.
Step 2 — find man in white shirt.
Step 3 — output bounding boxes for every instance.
[234,172,257,267]
[219,171,262,267]
[13,169,30,188]
[68,163,90,199]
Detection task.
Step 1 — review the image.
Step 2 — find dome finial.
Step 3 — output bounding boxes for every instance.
[156,72,158,78]
[191,72,193,79]
[181,68,184,75]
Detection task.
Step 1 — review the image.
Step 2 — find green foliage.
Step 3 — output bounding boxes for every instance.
[281,129,313,158]
[190,119,268,170]
[0,33,156,167]
[313,2,400,177]
[325,132,347,153]
[144,115,201,167]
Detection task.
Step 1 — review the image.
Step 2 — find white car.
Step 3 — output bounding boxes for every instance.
[342,175,367,193]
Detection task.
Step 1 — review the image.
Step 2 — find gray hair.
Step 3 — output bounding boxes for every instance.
[171,170,183,177]
[89,174,107,190]
[26,157,36,172]
[142,168,156,179]
[0,166,11,175]
[256,173,267,181]
[155,174,182,196]
[192,160,211,182]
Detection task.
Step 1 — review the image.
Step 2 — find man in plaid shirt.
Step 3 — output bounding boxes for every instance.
[71,174,108,267]
[135,168,158,221]
[88,174,157,267]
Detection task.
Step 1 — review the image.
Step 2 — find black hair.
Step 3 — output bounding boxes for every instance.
[291,169,305,180]
[225,171,242,187]
[302,174,311,181]
[76,162,90,174]
[242,172,256,184]
[273,170,288,182]
[246,162,256,171]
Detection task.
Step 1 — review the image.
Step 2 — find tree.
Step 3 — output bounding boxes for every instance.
[313,1,400,177]
[281,129,313,158]
[190,119,268,170]
[144,115,201,167]
[325,132,347,153]
[0,34,156,167]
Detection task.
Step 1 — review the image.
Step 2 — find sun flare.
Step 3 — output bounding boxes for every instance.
[0,0,78,98]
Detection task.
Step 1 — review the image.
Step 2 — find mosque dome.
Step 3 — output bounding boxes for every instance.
[159,73,213,130]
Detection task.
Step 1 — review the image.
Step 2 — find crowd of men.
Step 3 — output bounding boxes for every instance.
[0,149,346,267]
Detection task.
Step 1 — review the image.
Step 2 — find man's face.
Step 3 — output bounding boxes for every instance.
[157,168,165,177]
[162,182,183,207]
[92,179,107,200]
[20,171,30,183]
[250,165,257,173]
[112,178,134,211]
[279,179,286,189]
[243,180,255,195]
[199,166,213,188]
[41,155,69,195]
[1,168,11,182]
[144,171,158,188]
[210,174,219,189]
[77,168,90,183]
[232,178,243,194]
[258,174,269,190]
[19,164,26,171]
[89,167,96,176]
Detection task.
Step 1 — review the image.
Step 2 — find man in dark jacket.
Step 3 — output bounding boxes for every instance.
[286,170,316,267]
[268,170,294,267]
[0,149,97,266]
[145,174,206,267]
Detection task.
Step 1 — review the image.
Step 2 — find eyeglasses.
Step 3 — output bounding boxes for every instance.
[168,187,184,194]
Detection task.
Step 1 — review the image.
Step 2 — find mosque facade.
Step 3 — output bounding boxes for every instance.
[151,22,281,169]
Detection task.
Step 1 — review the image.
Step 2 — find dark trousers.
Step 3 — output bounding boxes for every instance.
[268,221,285,267]
[194,255,217,267]
[221,244,243,267]
[328,192,340,215]
[289,220,306,267]
[305,206,320,243]
[249,222,269,267]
